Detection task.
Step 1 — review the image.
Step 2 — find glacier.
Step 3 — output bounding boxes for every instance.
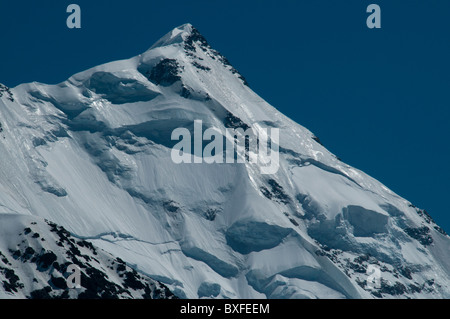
[0,23,449,298]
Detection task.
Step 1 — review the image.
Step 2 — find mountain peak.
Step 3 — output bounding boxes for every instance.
[149,23,203,49]
[142,23,248,86]
[2,23,449,300]
[177,22,194,32]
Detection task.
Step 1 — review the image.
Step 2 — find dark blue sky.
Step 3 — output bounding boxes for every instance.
[1,1,449,232]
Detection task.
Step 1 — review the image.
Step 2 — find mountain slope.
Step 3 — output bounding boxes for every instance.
[0,23,449,298]
[0,214,175,299]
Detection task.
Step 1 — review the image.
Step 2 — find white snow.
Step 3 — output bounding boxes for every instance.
[0,23,449,299]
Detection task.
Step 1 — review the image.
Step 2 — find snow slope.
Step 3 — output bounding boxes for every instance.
[0,23,449,298]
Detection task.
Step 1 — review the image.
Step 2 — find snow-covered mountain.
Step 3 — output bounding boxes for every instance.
[0,23,449,299]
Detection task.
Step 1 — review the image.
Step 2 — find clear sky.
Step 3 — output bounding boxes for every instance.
[1,0,449,232]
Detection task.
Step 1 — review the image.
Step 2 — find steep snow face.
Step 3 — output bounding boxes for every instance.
[0,23,449,299]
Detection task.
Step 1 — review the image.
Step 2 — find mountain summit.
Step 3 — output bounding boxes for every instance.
[0,24,449,298]
[149,23,197,48]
